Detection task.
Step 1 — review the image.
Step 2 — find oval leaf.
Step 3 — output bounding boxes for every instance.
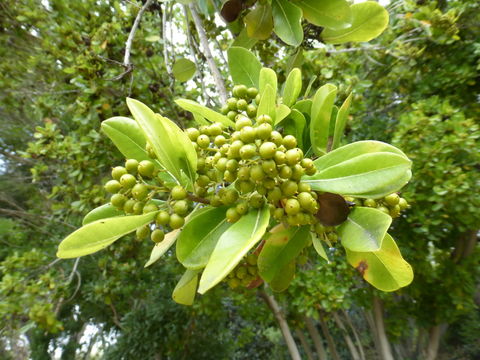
[198,206,270,294]
[175,99,234,127]
[280,109,305,149]
[82,204,124,226]
[232,27,259,49]
[244,3,273,40]
[312,233,329,262]
[257,84,276,122]
[345,233,413,291]
[275,104,291,125]
[322,2,389,44]
[282,68,302,107]
[101,117,148,161]
[332,93,352,150]
[338,207,391,252]
[295,0,351,30]
[259,67,278,102]
[272,0,303,46]
[269,260,296,292]
[57,211,158,259]
[172,58,196,82]
[227,47,262,88]
[172,269,200,305]
[176,206,232,269]
[144,229,180,268]
[310,84,337,156]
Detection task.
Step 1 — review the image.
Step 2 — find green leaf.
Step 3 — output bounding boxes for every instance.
[172,269,200,305]
[272,0,303,46]
[244,3,273,40]
[322,2,389,44]
[198,206,270,294]
[338,207,391,252]
[275,104,291,125]
[228,47,262,88]
[258,225,310,282]
[280,109,305,149]
[332,93,352,150]
[292,99,312,115]
[82,204,123,226]
[232,27,258,49]
[175,99,234,127]
[310,84,337,155]
[345,233,413,291]
[269,260,296,292]
[257,84,276,123]
[303,150,412,198]
[312,233,329,262]
[172,58,196,82]
[57,212,158,259]
[294,0,351,30]
[286,49,304,74]
[282,68,302,107]
[303,76,317,98]
[259,67,278,99]
[101,117,148,161]
[144,229,180,267]
[176,206,232,269]
[126,98,197,186]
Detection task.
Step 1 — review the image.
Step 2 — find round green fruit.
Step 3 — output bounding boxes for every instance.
[120,174,137,188]
[151,229,165,243]
[112,166,127,181]
[104,180,121,194]
[138,160,155,178]
[259,142,277,159]
[156,210,170,225]
[110,193,127,208]
[169,214,185,229]
[132,183,149,201]
[125,159,139,174]
[171,185,187,200]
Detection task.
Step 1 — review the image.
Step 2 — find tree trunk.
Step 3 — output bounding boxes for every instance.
[295,329,314,360]
[342,310,366,360]
[259,290,302,360]
[305,317,328,360]
[426,324,448,360]
[372,296,394,360]
[318,315,341,360]
[333,311,361,360]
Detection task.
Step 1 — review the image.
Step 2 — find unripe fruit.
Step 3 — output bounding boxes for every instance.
[209,123,223,136]
[399,198,408,210]
[138,160,155,178]
[228,278,240,289]
[282,135,297,149]
[235,116,252,130]
[262,159,277,175]
[246,253,257,265]
[228,140,244,158]
[132,183,149,200]
[259,142,277,159]
[171,185,187,200]
[227,111,237,120]
[169,214,185,229]
[214,135,226,146]
[327,232,338,242]
[236,266,247,279]
[274,151,286,165]
[256,114,273,125]
[314,223,326,234]
[390,205,401,218]
[273,207,285,220]
[363,198,377,207]
[305,166,317,176]
[125,159,139,174]
[285,148,303,166]
[267,187,282,202]
[270,131,283,146]
[173,200,189,215]
[197,134,210,148]
[285,198,301,215]
[249,193,265,208]
[257,185,267,195]
[215,157,228,172]
[143,203,158,213]
[199,125,209,134]
[136,225,150,240]
[233,84,248,98]
[227,97,238,110]
[298,192,314,209]
[151,229,165,243]
[237,166,250,181]
[186,128,200,141]
[226,159,239,172]
[250,164,265,182]
[281,180,298,197]
[220,104,229,115]
[123,199,136,214]
[226,207,241,223]
[236,202,248,215]
[105,180,121,193]
[246,104,257,118]
[291,164,305,181]
[210,195,223,207]
[237,99,248,111]
[197,175,210,187]
[222,189,239,205]
[133,201,144,215]
[120,174,137,188]
[301,158,314,169]
[279,166,292,179]
[384,193,400,206]
[240,126,256,143]
[255,94,261,104]
[298,182,311,193]
[111,193,127,208]
[256,123,272,140]
[247,87,259,99]
[231,131,241,141]
[112,166,127,181]
[224,170,237,182]
[263,178,276,189]
[156,210,170,225]
[238,180,255,194]
[378,206,390,215]
[240,144,256,159]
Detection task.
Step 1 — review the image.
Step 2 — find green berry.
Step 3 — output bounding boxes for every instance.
[273,207,285,220]
[226,207,241,223]
[214,135,226,146]
[111,193,127,208]
[120,174,137,188]
[136,225,150,240]
[235,116,252,130]
[220,104,229,115]
[247,87,258,99]
[384,193,400,206]
[246,254,257,265]
[105,180,121,193]
[285,198,301,215]
[169,214,185,229]
[112,166,127,181]
[132,183,149,200]
[363,198,377,207]
[215,157,228,172]
[237,99,248,111]
[138,160,155,178]
[378,206,390,215]
[227,97,238,110]
[270,131,283,146]
[256,114,273,125]
[305,166,317,176]
[236,266,247,279]
[274,151,286,165]
[285,148,303,166]
[259,142,277,159]
[314,223,326,234]
[390,205,401,218]
[250,164,265,182]
[156,210,170,225]
[291,164,305,181]
[186,128,200,141]
[227,111,237,121]
[228,278,240,289]
[151,229,165,243]
[146,143,156,159]
[282,135,297,149]
[263,178,276,190]
[262,159,277,176]
[143,202,158,213]
[237,166,250,181]
[246,104,257,118]
[240,126,256,143]
[279,166,292,179]
[249,193,265,208]
[281,180,298,197]
[197,134,210,149]
[173,200,189,215]
[256,123,272,140]
[255,94,261,104]
[267,187,282,203]
[228,140,244,159]
[298,192,316,212]
[236,202,248,215]
[238,180,255,194]
[240,144,257,159]
[125,159,139,174]
[222,189,239,205]
[298,182,311,193]
[301,158,314,169]
[133,201,144,215]
[123,199,136,214]
[233,84,248,98]
[226,159,239,172]
[399,198,408,210]
[224,170,237,182]
[209,123,223,136]
[171,185,187,200]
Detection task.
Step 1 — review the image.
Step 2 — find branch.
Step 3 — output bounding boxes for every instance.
[188,3,228,104]
[124,0,153,66]
[162,2,172,77]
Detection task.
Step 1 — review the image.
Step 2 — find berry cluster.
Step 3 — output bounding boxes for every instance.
[346,193,409,218]
[226,253,259,289]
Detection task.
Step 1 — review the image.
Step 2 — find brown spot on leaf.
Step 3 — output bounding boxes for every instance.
[356,261,368,276]
[315,192,350,226]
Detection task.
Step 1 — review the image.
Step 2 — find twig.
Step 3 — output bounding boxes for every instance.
[187,193,210,205]
[124,0,153,66]
[162,2,173,77]
[188,3,228,104]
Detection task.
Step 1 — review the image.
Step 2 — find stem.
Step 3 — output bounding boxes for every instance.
[372,296,394,360]
[295,329,314,360]
[162,2,172,76]
[188,3,228,104]
[187,193,210,205]
[124,0,153,66]
[259,289,301,360]
[304,317,327,360]
[342,310,366,360]
[332,311,361,360]
[318,315,341,360]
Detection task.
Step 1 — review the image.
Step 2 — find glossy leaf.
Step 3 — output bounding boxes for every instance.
[198,206,270,294]
[282,68,302,107]
[338,207,391,252]
[257,84,276,123]
[345,233,413,291]
[275,104,291,125]
[303,75,317,98]
[232,27,258,49]
[312,233,329,262]
[295,0,351,30]
[292,99,312,116]
[101,117,148,161]
[126,98,197,185]
[57,211,158,259]
[227,47,262,88]
[269,260,296,292]
[286,49,304,74]
[244,3,273,40]
[258,225,310,282]
[82,204,123,226]
[272,0,303,46]
[332,93,352,150]
[310,84,337,155]
[176,206,231,269]
[144,229,180,267]
[259,67,278,99]
[172,269,199,305]
[322,2,389,44]
[172,58,196,82]
[280,109,305,149]
[175,99,234,127]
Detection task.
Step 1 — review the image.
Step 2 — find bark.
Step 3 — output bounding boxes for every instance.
[426,324,448,360]
[364,309,382,358]
[305,317,328,360]
[372,297,394,360]
[342,310,366,360]
[318,315,341,360]
[295,329,314,360]
[259,290,301,360]
[332,311,361,360]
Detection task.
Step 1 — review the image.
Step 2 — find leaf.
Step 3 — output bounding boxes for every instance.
[176,206,232,269]
[227,47,262,88]
[175,99,234,127]
[345,233,413,291]
[312,233,329,262]
[322,2,389,44]
[282,68,302,107]
[310,84,337,155]
[275,104,291,125]
[172,58,196,82]
[292,99,312,115]
[232,27,258,49]
[303,151,412,198]
[198,206,270,294]
[57,212,158,259]
[144,229,180,267]
[295,0,351,30]
[82,204,123,226]
[258,225,310,282]
[286,49,304,74]
[101,117,148,161]
[332,93,352,150]
[126,98,197,186]
[145,35,161,42]
[338,207,392,252]
[244,3,273,40]
[269,260,296,292]
[280,109,305,149]
[303,76,317,98]
[257,84,276,122]
[259,67,278,99]
[272,0,303,46]
[172,269,200,305]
